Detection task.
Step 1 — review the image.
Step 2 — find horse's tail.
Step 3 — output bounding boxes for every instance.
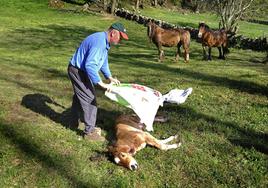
[223,30,231,54]
[186,31,191,47]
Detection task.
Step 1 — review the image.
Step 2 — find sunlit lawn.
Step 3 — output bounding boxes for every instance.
[0,1,267,187]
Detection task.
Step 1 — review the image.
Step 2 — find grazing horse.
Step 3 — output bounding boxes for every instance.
[198,22,228,60]
[147,21,190,63]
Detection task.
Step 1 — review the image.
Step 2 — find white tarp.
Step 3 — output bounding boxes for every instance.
[105,83,192,131]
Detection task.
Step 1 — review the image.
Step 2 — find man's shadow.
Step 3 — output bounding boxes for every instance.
[21,93,120,140]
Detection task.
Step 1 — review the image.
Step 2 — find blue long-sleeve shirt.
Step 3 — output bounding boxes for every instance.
[69,31,111,84]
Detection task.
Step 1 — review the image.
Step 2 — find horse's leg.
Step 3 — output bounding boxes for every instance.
[156,43,163,62]
[218,47,223,59]
[160,49,164,62]
[222,44,226,60]
[208,47,212,61]
[183,43,190,63]
[175,43,182,61]
[202,45,207,60]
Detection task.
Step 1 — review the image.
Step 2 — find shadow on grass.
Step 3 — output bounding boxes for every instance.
[0,121,91,188]
[61,0,84,5]
[0,24,98,51]
[166,105,268,155]
[21,93,74,127]
[110,54,268,97]
[21,93,119,141]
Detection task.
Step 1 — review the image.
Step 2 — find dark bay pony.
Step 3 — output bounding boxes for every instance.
[198,22,228,60]
[147,21,191,63]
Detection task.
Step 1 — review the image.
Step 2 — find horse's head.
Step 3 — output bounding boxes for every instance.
[146,20,155,42]
[198,22,209,38]
[108,144,138,171]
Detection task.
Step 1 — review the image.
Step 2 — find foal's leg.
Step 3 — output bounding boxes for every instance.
[218,47,223,59]
[208,47,212,61]
[159,135,178,144]
[144,132,180,150]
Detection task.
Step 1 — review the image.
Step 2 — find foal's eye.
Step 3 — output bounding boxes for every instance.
[120,153,126,158]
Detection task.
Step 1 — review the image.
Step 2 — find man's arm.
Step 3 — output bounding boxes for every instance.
[100,55,120,86]
[85,47,102,85]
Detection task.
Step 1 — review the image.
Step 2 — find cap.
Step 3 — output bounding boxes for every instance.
[111,22,128,40]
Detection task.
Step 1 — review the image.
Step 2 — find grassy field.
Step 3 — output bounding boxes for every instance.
[0,0,267,187]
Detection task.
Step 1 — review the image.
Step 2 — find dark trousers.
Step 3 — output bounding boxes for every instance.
[67,65,97,134]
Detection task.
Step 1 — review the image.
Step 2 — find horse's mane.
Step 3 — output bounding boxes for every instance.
[199,23,228,37]
[199,22,210,30]
[149,21,183,34]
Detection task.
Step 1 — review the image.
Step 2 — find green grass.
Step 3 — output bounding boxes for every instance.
[140,7,268,38]
[0,0,267,187]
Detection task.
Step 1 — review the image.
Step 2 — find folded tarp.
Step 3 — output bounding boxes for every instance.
[105,83,192,131]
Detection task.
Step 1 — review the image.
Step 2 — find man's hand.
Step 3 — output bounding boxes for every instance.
[97,81,113,92]
[108,77,120,85]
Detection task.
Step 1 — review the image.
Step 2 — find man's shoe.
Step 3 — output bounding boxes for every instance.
[84,128,105,142]
[93,127,101,135]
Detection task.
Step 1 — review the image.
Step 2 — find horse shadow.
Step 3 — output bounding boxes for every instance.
[21,93,120,141]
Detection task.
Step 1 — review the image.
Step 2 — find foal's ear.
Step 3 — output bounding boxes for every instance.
[129,147,136,154]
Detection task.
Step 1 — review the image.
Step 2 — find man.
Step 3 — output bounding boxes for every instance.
[68,22,128,141]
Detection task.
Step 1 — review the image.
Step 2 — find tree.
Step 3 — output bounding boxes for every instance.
[110,0,118,14]
[216,0,254,34]
[103,0,108,11]
[152,0,158,6]
[135,0,140,10]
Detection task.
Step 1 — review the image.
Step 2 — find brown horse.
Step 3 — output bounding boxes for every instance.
[198,22,228,60]
[147,21,191,63]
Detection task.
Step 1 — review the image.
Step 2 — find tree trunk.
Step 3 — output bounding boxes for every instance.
[111,0,117,14]
[217,0,254,34]
[135,0,140,10]
[103,0,108,11]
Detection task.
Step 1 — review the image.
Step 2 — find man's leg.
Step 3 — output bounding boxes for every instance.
[68,65,98,134]
[68,94,80,130]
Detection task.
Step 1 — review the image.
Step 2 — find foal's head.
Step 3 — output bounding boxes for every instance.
[108,144,138,171]
[198,22,209,38]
